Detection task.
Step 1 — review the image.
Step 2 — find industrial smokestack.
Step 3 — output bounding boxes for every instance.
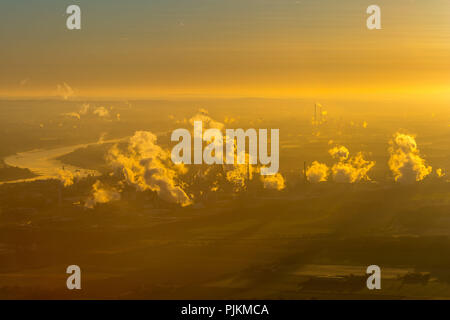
[246,161,251,192]
[304,161,307,183]
[318,104,322,123]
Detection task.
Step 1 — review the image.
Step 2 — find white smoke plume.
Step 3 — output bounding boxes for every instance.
[57,169,75,187]
[388,133,432,183]
[183,109,286,194]
[261,173,286,190]
[328,145,350,161]
[62,104,113,121]
[97,132,107,144]
[62,112,81,120]
[306,161,329,183]
[93,106,110,118]
[107,131,192,206]
[188,109,254,193]
[85,180,121,209]
[331,152,375,183]
[224,116,237,125]
[226,166,247,192]
[56,82,75,100]
[189,109,224,131]
[226,164,252,192]
[224,149,258,192]
[79,103,90,115]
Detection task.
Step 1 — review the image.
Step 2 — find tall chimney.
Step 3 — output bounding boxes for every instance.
[304,161,307,183]
[246,161,251,192]
[318,104,322,123]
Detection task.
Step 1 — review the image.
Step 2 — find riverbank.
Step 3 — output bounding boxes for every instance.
[1,137,127,184]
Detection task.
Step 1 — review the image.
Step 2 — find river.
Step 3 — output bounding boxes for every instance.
[2,138,126,184]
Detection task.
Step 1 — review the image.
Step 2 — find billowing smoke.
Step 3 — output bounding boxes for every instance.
[331,152,375,183]
[62,112,81,120]
[189,109,224,130]
[328,145,349,161]
[93,106,110,118]
[188,109,254,193]
[226,166,247,192]
[178,109,286,194]
[226,163,252,192]
[224,149,257,192]
[261,173,286,190]
[97,132,107,144]
[57,169,75,187]
[61,104,114,121]
[224,116,237,125]
[85,180,121,209]
[306,161,329,183]
[436,168,446,178]
[56,82,74,100]
[107,131,192,206]
[388,133,432,183]
[79,103,90,115]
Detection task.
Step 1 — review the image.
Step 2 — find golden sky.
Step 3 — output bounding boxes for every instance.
[0,0,449,100]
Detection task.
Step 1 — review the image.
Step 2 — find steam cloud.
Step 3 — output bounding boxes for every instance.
[57,169,75,187]
[56,82,74,100]
[331,151,375,183]
[307,145,375,183]
[85,180,121,209]
[261,173,286,190]
[436,168,446,178]
[226,163,252,192]
[189,109,253,193]
[93,106,110,118]
[61,104,115,121]
[79,103,90,115]
[306,161,329,183]
[388,133,432,183]
[329,145,350,161]
[62,112,81,120]
[107,131,192,206]
[189,109,224,131]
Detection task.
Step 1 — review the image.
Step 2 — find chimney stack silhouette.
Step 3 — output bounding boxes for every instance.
[304,161,307,183]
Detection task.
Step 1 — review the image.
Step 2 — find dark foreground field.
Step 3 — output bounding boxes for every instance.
[0,179,449,299]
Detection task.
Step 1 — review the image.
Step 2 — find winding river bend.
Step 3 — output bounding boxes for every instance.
[2,138,126,184]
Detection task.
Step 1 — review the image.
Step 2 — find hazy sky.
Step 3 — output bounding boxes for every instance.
[1,0,449,99]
